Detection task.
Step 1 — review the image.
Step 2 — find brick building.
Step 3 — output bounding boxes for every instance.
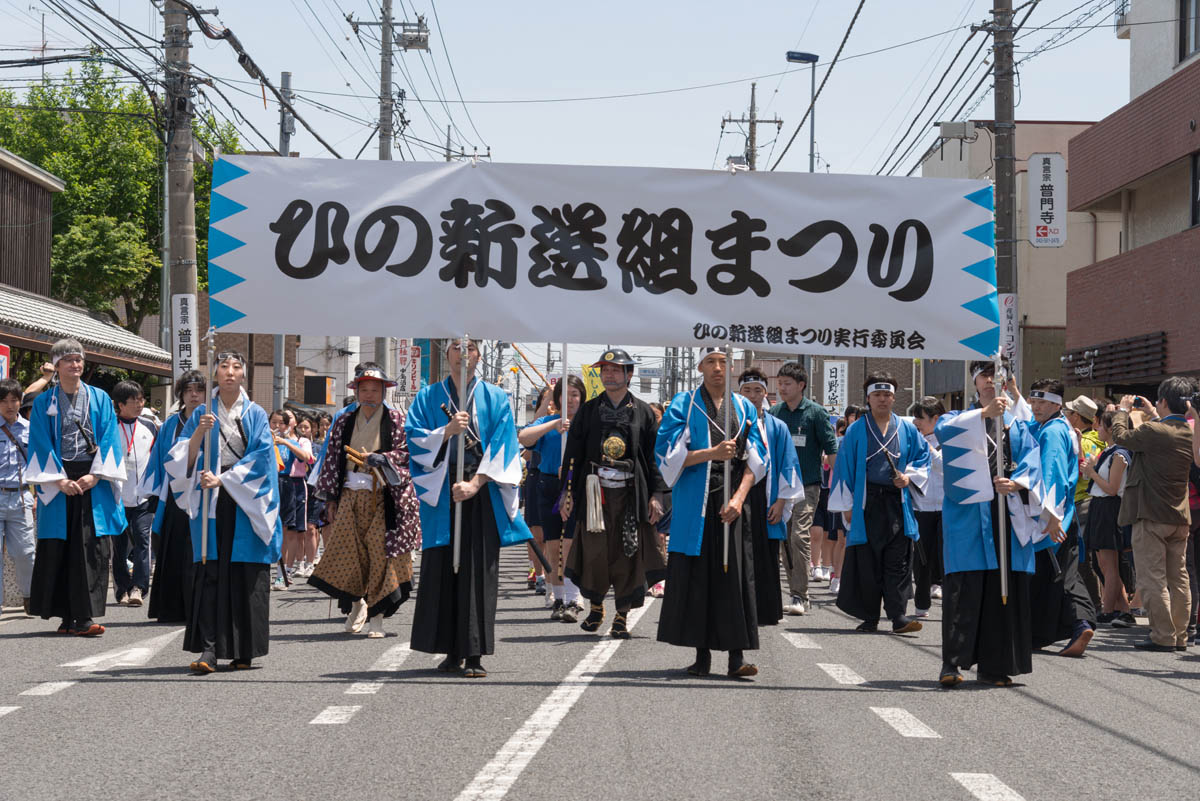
[1064,0,1200,396]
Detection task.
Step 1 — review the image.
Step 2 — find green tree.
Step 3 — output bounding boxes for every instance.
[0,61,241,334]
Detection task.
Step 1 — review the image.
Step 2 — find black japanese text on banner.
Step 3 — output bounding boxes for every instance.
[206,157,999,360]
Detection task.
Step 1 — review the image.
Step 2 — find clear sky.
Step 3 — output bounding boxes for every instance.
[0,0,1138,390]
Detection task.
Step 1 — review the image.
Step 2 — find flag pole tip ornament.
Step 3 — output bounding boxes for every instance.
[963,221,995,249]
[209,297,246,329]
[963,256,996,285]
[212,158,250,189]
[964,185,994,212]
[962,292,1000,325]
[347,366,397,390]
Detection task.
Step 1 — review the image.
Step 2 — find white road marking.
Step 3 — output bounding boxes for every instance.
[816,663,866,685]
[20,681,77,696]
[60,628,185,672]
[369,641,412,672]
[309,705,362,725]
[780,631,821,649]
[454,600,656,801]
[345,682,384,695]
[950,773,1026,801]
[0,706,19,717]
[869,707,941,738]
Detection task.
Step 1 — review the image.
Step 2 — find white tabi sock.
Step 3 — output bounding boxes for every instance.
[553,583,565,602]
[564,577,580,604]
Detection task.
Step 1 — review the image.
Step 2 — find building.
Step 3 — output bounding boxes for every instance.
[1064,0,1200,397]
[914,120,1121,407]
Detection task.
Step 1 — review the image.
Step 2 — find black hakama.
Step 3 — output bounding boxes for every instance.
[147,492,194,623]
[657,492,759,651]
[183,488,271,660]
[836,483,913,625]
[564,485,665,611]
[747,480,783,625]
[941,498,1033,676]
[1029,519,1096,649]
[913,510,944,610]
[28,460,111,624]
[411,491,500,658]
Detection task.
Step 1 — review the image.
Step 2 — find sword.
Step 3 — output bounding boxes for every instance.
[723,344,732,574]
[453,334,469,575]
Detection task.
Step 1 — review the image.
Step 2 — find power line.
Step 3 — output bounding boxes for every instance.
[428,0,486,147]
[770,0,866,171]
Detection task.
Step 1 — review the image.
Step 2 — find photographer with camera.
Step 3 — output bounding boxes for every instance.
[1111,378,1196,652]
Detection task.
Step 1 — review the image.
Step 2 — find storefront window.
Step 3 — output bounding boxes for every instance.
[1192,152,1200,227]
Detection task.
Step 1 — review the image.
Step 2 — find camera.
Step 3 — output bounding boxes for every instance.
[1133,398,1144,408]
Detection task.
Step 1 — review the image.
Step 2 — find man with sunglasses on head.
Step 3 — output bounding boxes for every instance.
[26,339,128,637]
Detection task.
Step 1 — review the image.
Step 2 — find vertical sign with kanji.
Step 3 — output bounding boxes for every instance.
[1028,152,1066,248]
[1000,292,1019,377]
[823,360,848,415]
[172,293,198,380]
[409,345,422,394]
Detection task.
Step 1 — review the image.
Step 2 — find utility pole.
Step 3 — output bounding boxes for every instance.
[272,71,294,411]
[722,83,781,369]
[721,83,782,172]
[164,1,196,377]
[348,6,428,398]
[991,0,1018,366]
[445,124,452,162]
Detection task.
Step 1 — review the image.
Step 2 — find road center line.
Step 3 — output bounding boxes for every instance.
[60,628,185,672]
[20,681,77,696]
[454,599,656,801]
[310,705,362,725]
[0,706,19,717]
[780,631,821,649]
[370,641,412,672]
[869,707,941,738]
[345,681,384,695]
[950,773,1026,801]
[816,663,866,685]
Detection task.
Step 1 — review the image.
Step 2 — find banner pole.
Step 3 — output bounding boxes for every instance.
[994,353,1009,605]
[723,343,732,574]
[453,334,468,575]
[560,343,569,464]
[201,326,216,565]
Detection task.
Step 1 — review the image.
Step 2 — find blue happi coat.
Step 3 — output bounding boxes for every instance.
[163,389,282,564]
[827,414,930,546]
[935,408,1045,574]
[1029,414,1079,553]
[140,409,191,535]
[405,376,531,550]
[759,411,804,541]
[26,383,127,540]
[655,388,768,557]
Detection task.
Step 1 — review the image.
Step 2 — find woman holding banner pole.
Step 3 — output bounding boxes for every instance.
[406,338,532,678]
[166,351,282,675]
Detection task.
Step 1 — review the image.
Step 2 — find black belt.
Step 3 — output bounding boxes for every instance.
[866,482,901,497]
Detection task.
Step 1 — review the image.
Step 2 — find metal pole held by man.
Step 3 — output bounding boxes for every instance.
[452,334,469,574]
[201,326,217,565]
[994,353,1008,605]
[723,344,732,573]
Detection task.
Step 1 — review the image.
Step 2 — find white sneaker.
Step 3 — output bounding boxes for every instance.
[366,615,385,638]
[913,607,929,618]
[829,577,841,594]
[127,587,143,607]
[784,597,807,615]
[810,565,822,582]
[931,584,943,600]
[346,599,368,633]
[271,578,287,592]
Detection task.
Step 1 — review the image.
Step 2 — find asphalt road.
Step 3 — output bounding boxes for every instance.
[2,549,1199,801]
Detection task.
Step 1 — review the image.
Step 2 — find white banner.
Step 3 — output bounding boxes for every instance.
[206,156,999,360]
[171,293,198,380]
[823,360,848,415]
[1028,152,1066,248]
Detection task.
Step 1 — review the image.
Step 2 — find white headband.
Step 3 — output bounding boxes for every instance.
[739,378,767,390]
[51,349,84,367]
[867,383,895,395]
[1030,390,1063,405]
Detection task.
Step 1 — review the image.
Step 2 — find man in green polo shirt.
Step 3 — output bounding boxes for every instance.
[770,361,838,615]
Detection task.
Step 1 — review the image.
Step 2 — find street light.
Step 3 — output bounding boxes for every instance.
[786,51,819,173]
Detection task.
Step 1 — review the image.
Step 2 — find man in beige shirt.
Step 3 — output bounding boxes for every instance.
[1110,377,1196,651]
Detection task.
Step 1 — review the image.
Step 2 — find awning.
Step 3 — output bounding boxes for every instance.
[1061,331,1167,386]
[0,283,172,376]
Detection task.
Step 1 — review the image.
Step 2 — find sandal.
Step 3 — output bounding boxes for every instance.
[437,655,464,673]
[463,659,487,679]
[610,612,630,640]
[580,604,605,633]
[71,623,105,637]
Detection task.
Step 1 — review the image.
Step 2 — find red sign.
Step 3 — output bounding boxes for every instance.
[0,344,10,380]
